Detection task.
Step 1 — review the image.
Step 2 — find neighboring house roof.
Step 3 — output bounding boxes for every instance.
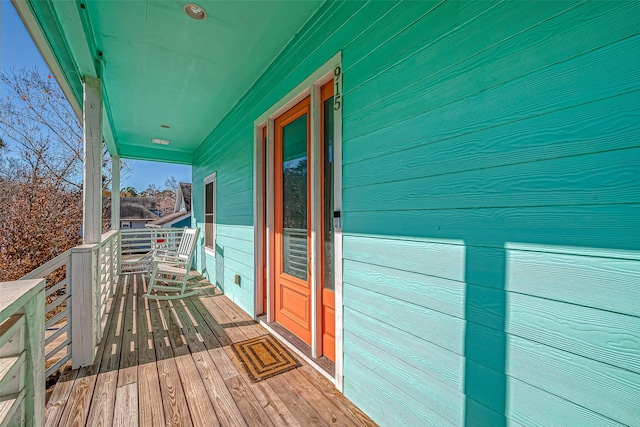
[174,182,192,213]
[103,197,159,220]
[145,211,191,229]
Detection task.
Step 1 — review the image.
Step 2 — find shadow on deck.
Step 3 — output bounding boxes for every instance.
[44,273,375,426]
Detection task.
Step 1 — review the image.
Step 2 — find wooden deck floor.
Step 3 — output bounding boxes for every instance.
[44,273,375,427]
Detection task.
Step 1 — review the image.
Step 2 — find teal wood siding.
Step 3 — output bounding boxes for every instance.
[192,1,640,425]
[172,216,191,229]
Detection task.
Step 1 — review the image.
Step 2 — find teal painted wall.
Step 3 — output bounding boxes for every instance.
[192,1,640,425]
[172,216,191,229]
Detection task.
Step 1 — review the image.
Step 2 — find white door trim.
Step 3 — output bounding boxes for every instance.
[253,125,265,315]
[332,61,344,392]
[310,83,322,359]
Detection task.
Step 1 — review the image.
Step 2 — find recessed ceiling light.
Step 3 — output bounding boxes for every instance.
[184,3,206,20]
[151,138,171,145]
[160,124,170,129]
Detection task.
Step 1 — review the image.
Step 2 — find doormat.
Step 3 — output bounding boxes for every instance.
[231,334,300,382]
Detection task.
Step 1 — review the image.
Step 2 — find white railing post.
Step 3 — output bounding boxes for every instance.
[70,244,97,368]
[23,283,45,427]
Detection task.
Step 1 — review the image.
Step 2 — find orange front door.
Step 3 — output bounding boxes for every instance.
[274,97,312,344]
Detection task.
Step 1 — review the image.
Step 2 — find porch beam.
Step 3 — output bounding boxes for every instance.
[111,155,120,230]
[82,76,103,244]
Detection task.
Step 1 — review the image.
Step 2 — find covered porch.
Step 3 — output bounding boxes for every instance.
[5,1,640,425]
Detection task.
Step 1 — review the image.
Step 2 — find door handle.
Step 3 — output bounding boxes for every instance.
[308,256,311,276]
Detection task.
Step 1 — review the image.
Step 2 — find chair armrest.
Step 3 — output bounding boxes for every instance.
[154,254,187,264]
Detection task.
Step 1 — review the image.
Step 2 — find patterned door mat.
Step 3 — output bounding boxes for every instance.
[231,334,300,382]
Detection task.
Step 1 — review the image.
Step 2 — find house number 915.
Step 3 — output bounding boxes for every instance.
[334,65,342,111]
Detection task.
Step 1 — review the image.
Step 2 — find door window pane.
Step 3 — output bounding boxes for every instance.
[282,114,308,279]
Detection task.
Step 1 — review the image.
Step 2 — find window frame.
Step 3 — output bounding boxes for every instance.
[203,172,217,257]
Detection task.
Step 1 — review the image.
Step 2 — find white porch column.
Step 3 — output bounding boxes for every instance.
[111,155,120,230]
[72,76,102,367]
[83,76,103,244]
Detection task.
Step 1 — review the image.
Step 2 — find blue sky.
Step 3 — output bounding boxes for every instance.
[0,1,191,191]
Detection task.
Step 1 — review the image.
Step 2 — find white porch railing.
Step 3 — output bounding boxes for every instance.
[0,278,45,427]
[119,228,185,273]
[21,250,73,381]
[5,230,122,384]
[96,231,119,343]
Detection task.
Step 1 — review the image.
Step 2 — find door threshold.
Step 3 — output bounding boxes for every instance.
[257,315,335,383]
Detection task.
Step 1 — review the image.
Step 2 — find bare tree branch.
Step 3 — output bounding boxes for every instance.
[0,67,133,280]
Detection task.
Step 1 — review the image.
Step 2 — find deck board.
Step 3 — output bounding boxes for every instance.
[137,362,165,426]
[236,373,300,427]
[45,273,377,427]
[174,354,220,426]
[136,275,166,427]
[113,382,138,427]
[58,274,127,427]
[85,371,117,427]
[117,273,139,386]
[147,290,193,426]
[85,273,129,427]
[266,373,325,426]
[44,365,78,427]
[191,348,247,427]
[114,275,140,424]
[298,366,377,427]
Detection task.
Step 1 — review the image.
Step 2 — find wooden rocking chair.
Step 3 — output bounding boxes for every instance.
[143,227,202,300]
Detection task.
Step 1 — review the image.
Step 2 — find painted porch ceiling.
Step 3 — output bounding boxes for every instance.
[83,0,323,164]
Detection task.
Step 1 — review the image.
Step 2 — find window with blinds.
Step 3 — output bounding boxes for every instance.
[204,173,216,250]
